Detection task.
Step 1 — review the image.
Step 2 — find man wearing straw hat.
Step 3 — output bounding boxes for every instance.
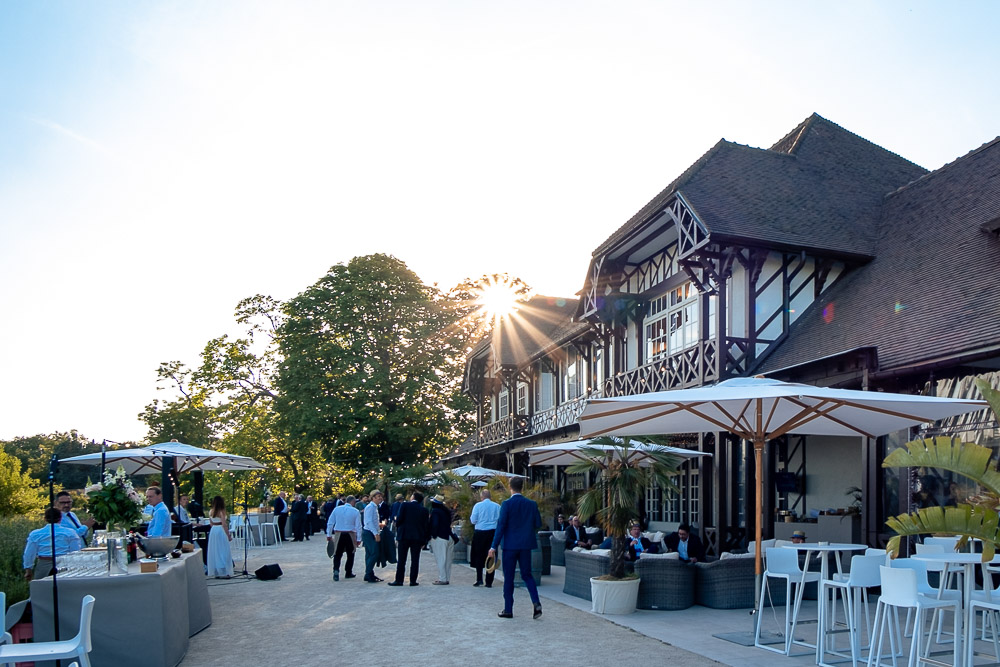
[489,477,542,619]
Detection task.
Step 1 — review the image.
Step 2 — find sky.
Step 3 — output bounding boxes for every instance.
[2,1,999,444]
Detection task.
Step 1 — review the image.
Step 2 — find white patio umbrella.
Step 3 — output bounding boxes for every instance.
[526,439,710,467]
[60,441,265,474]
[577,376,988,595]
[438,465,527,479]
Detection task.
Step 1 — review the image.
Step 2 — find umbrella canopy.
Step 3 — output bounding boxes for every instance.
[577,376,988,582]
[439,465,526,480]
[526,440,710,467]
[60,441,265,475]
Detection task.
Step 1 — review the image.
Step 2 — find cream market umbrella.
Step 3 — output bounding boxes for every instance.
[438,465,527,479]
[577,376,988,597]
[61,442,265,474]
[527,439,710,467]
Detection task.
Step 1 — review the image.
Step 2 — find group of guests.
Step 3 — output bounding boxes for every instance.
[558,513,706,563]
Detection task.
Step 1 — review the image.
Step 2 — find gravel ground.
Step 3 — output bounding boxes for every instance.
[182,538,720,666]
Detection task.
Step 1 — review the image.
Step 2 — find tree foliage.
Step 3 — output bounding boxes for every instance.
[276,254,475,477]
[0,448,45,517]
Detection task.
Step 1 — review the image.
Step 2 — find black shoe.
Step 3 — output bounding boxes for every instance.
[387,581,403,586]
[473,581,483,587]
[345,573,356,579]
[409,582,419,586]
[498,611,513,619]
[333,571,339,581]
[533,604,543,619]
[485,584,493,588]
[372,576,384,582]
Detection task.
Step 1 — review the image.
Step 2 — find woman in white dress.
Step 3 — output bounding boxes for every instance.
[207,495,233,578]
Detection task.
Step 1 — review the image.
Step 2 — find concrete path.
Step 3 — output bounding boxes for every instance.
[182,539,721,666]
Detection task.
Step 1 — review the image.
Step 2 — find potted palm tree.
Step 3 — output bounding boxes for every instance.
[569,435,682,614]
[883,378,1000,558]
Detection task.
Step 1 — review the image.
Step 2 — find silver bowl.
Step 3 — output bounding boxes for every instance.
[138,535,180,558]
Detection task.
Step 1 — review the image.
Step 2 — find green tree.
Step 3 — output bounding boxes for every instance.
[883,378,1000,559]
[0,448,46,516]
[276,254,475,476]
[2,431,106,490]
[138,361,217,446]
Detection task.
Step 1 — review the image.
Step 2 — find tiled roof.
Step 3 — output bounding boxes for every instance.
[594,114,927,260]
[758,136,1000,375]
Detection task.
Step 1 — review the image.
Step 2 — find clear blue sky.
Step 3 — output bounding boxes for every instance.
[2,1,998,443]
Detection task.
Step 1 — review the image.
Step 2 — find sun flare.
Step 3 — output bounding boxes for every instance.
[476,277,523,325]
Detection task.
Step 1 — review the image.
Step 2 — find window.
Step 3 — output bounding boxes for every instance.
[646,282,700,361]
[564,349,583,400]
[498,388,509,419]
[516,382,528,414]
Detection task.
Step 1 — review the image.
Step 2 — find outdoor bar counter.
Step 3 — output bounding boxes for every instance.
[30,550,211,667]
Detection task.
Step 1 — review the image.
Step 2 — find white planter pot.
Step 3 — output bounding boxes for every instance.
[590,576,641,614]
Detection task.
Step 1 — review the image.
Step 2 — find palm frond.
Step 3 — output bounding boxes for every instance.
[883,436,1000,496]
[976,378,1000,421]
[885,504,1000,561]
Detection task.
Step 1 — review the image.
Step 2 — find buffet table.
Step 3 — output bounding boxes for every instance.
[30,550,211,667]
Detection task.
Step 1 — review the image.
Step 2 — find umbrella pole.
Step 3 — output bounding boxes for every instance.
[753,437,765,626]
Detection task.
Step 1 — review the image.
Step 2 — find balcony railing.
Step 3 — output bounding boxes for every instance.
[472,340,720,448]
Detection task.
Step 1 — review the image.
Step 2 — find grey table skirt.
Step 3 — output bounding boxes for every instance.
[30,550,212,667]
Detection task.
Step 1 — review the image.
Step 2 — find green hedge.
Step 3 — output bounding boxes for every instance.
[1,516,36,605]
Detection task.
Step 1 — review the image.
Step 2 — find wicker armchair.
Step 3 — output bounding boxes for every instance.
[634,557,696,610]
[694,557,755,609]
[550,532,567,566]
[563,550,611,600]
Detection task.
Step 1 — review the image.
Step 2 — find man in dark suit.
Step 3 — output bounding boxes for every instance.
[565,515,592,550]
[489,477,542,619]
[272,491,289,542]
[664,523,705,563]
[388,491,429,586]
[290,494,308,541]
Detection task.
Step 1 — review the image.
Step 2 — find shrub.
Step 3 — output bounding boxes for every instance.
[1,515,37,605]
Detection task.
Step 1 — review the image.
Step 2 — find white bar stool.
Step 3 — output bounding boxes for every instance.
[869,565,960,667]
[820,553,885,667]
[755,546,821,655]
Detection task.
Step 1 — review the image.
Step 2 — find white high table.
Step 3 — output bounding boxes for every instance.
[912,551,1000,667]
[781,542,868,660]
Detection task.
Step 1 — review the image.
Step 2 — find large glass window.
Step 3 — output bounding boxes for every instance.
[498,388,509,419]
[516,382,528,414]
[646,282,700,361]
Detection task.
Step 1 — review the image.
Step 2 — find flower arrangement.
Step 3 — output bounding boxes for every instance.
[85,466,145,532]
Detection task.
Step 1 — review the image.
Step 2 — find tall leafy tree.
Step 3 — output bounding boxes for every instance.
[276,254,474,476]
[138,361,216,447]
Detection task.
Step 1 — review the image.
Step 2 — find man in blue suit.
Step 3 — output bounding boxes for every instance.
[489,476,542,619]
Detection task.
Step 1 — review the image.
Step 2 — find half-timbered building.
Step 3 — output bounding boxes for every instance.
[450,114,1000,556]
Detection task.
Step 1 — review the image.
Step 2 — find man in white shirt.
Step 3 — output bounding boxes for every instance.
[469,489,501,587]
[361,490,384,583]
[56,491,94,545]
[174,495,192,525]
[326,495,362,582]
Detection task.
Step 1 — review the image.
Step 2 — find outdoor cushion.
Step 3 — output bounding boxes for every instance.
[720,551,754,560]
[589,548,612,557]
[550,530,566,541]
[639,552,679,560]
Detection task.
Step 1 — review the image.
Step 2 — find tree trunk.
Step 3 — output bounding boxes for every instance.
[610,535,627,579]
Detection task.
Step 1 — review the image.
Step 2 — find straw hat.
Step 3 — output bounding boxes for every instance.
[431,494,445,504]
[791,530,806,540]
[485,551,501,574]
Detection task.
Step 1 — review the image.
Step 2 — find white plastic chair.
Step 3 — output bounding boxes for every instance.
[0,594,95,667]
[820,553,885,667]
[868,566,959,667]
[0,592,10,647]
[755,546,822,655]
[259,515,279,547]
[968,591,1000,665]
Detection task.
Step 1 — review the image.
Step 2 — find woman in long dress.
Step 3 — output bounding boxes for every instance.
[207,495,233,578]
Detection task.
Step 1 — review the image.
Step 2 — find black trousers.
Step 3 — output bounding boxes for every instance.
[333,533,356,575]
[292,516,305,541]
[394,539,423,584]
[276,513,288,541]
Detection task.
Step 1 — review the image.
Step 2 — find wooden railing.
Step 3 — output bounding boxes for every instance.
[602,340,719,397]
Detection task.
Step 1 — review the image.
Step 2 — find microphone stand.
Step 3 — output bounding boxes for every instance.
[47,454,62,667]
[237,490,252,578]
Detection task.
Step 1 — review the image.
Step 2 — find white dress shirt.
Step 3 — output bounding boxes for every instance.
[327,503,362,540]
[175,504,191,524]
[60,511,89,539]
[469,499,501,531]
[363,501,380,536]
[23,524,84,569]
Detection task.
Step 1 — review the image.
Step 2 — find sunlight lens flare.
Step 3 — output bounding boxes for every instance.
[476,278,522,325]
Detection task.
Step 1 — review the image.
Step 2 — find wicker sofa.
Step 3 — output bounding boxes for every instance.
[550,531,567,566]
[633,555,696,610]
[693,556,756,609]
[563,550,695,610]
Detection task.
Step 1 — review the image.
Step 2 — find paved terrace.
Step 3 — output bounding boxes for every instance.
[181,539,855,667]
